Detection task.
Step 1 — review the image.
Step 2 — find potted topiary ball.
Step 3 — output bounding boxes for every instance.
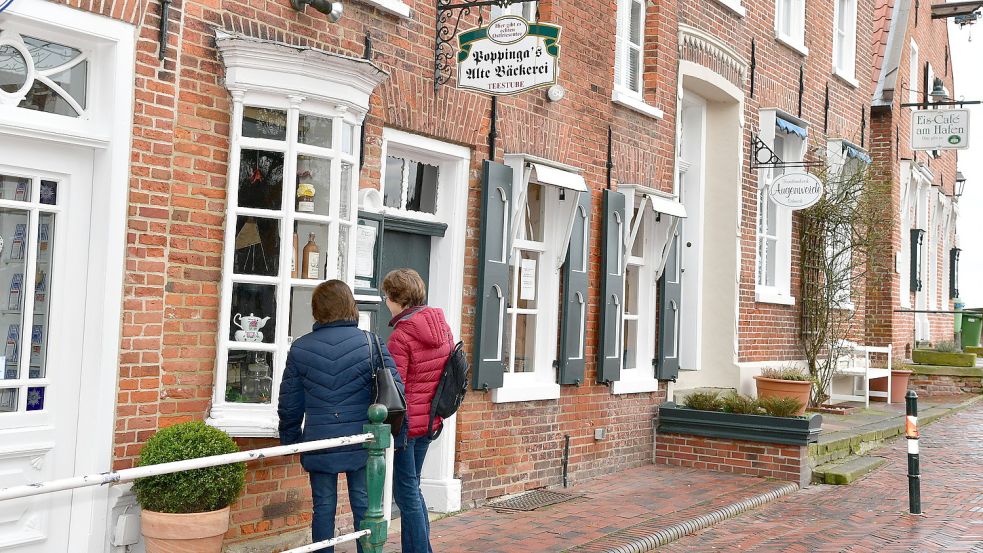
[133,421,246,553]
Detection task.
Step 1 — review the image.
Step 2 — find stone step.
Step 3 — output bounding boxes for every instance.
[813,455,887,485]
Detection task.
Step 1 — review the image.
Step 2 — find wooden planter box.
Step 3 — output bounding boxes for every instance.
[655,403,823,487]
[657,402,822,445]
[911,349,977,368]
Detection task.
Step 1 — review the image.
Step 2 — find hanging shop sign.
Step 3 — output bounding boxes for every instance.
[911,109,970,151]
[457,16,561,95]
[769,172,824,210]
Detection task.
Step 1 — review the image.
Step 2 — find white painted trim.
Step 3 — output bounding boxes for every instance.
[776,35,809,57]
[833,70,860,89]
[611,370,660,394]
[358,0,411,18]
[756,287,796,305]
[611,88,665,119]
[491,375,561,403]
[713,0,746,17]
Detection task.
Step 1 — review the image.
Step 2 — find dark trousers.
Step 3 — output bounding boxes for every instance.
[393,436,434,553]
[309,467,368,552]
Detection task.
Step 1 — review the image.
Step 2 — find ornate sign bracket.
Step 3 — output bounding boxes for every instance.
[750,134,823,170]
[434,0,535,91]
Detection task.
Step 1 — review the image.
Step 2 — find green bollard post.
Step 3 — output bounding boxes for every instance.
[360,404,390,553]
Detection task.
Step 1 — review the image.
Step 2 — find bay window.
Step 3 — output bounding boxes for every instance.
[208,32,387,435]
[756,110,806,305]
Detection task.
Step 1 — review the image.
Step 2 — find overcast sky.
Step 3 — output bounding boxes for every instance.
[950,20,983,307]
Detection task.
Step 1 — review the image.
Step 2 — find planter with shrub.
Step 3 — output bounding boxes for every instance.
[911,345,976,368]
[753,367,814,415]
[133,421,246,553]
[654,391,822,487]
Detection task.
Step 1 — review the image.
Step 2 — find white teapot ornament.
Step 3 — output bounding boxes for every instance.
[233,312,270,342]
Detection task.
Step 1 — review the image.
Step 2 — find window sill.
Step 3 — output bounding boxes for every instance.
[775,35,809,57]
[833,69,859,89]
[611,372,660,394]
[357,0,411,18]
[207,405,279,438]
[611,89,664,120]
[833,301,856,312]
[755,288,796,306]
[491,376,561,404]
[713,0,746,17]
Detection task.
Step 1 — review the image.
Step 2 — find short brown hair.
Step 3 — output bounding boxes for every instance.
[312,280,359,324]
[382,268,427,308]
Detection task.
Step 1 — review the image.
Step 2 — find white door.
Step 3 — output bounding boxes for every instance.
[0,137,92,552]
[678,94,706,371]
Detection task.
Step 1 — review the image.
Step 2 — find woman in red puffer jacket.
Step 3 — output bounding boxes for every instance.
[382,268,453,553]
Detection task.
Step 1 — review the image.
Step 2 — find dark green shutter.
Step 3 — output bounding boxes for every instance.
[559,191,591,385]
[473,161,512,390]
[656,229,681,380]
[910,228,924,293]
[597,189,625,384]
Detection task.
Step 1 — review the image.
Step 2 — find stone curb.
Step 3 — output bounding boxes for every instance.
[570,482,799,553]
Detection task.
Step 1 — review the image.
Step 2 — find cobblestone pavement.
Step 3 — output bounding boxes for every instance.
[661,400,983,552]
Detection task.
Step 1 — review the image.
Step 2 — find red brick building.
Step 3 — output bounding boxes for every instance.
[0,0,960,551]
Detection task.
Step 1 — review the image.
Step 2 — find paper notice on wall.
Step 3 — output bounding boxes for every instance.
[355,225,377,278]
[519,258,537,301]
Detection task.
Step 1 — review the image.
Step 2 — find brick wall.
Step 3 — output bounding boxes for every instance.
[654,432,810,488]
[909,373,983,396]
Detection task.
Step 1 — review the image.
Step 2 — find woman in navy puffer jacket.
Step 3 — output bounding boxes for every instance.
[383,268,454,553]
[278,280,404,552]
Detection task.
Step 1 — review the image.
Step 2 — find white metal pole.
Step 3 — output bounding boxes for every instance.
[0,433,373,502]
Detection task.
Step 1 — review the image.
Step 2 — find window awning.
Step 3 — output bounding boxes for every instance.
[528,162,588,193]
[648,194,687,219]
[776,117,808,139]
[843,143,872,164]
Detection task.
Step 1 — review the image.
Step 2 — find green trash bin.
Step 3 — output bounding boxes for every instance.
[961,311,983,349]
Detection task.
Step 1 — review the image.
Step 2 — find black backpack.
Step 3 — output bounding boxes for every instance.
[427,341,469,439]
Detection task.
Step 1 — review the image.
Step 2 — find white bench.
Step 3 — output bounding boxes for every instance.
[829,342,892,408]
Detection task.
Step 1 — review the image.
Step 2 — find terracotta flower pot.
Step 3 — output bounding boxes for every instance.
[754,376,812,415]
[870,369,913,403]
[141,506,230,553]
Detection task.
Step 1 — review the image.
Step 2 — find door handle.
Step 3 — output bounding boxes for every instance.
[686,242,692,248]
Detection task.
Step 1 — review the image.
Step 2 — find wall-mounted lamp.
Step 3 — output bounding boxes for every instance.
[955,171,967,197]
[291,0,343,22]
[930,77,951,102]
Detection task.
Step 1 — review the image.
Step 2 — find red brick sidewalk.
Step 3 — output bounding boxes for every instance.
[661,400,983,552]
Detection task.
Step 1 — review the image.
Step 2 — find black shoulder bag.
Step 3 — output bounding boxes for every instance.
[365,331,406,434]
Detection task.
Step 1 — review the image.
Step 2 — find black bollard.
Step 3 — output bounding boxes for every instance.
[905,390,921,514]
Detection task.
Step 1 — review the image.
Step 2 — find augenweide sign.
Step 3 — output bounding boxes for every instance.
[457,16,561,95]
[911,109,970,151]
[769,172,824,210]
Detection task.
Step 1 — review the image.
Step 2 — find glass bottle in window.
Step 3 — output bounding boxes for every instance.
[302,233,320,279]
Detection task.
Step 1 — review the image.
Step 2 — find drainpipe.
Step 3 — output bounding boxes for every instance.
[562,434,570,488]
[606,126,613,190]
[488,96,498,162]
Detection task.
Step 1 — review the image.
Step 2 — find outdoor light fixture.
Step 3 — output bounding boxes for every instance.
[930,77,951,102]
[291,0,344,21]
[955,171,967,197]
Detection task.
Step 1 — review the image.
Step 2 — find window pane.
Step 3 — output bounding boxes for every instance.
[628,48,641,92]
[508,313,536,373]
[298,114,333,148]
[289,287,315,342]
[0,45,29,93]
[342,123,356,155]
[40,180,57,205]
[17,80,78,116]
[30,213,54,379]
[340,162,354,220]
[242,107,287,141]
[229,283,277,344]
[623,319,637,370]
[0,175,31,202]
[338,223,351,279]
[238,149,284,210]
[233,216,280,276]
[295,156,331,215]
[1,208,30,379]
[406,161,438,214]
[22,36,82,71]
[225,350,274,404]
[631,209,645,257]
[524,182,544,242]
[629,1,643,45]
[48,61,87,109]
[294,222,328,280]
[509,250,539,310]
[26,386,44,411]
[625,265,639,313]
[384,157,404,208]
[0,388,18,412]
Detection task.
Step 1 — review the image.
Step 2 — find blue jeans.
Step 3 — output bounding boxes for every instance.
[393,437,433,553]
[309,467,368,553]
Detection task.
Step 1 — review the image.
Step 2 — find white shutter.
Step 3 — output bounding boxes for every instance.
[614,0,628,88]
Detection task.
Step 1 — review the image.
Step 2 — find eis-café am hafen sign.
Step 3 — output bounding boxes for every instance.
[457,16,561,95]
[769,172,824,210]
[911,109,970,151]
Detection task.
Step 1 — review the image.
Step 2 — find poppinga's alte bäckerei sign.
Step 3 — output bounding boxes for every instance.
[457,16,561,95]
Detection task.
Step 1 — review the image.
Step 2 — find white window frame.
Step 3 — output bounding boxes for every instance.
[898,163,916,308]
[755,110,804,305]
[611,0,663,119]
[207,33,385,436]
[832,0,858,84]
[713,0,746,17]
[491,0,536,21]
[929,192,946,310]
[775,0,808,55]
[908,41,919,104]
